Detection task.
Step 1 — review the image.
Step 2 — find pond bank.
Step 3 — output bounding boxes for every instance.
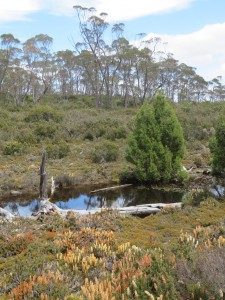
[0,164,220,204]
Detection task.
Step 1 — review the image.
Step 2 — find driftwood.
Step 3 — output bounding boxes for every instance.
[32,200,182,218]
[51,176,56,197]
[0,207,15,222]
[1,200,183,221]
[89,184,132,194]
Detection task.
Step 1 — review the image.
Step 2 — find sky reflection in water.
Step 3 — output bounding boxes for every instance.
[1,185,185,217]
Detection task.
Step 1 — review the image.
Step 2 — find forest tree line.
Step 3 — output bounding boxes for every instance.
[0,6,225,108]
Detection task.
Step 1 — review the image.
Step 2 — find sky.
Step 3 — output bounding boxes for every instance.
[1,0,225,83]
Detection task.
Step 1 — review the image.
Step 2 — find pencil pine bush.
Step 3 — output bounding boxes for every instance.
[209,119,225,176]
[126,93,185,183]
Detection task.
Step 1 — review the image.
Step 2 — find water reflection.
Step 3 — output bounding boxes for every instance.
[209,185,225,198]
[2,199,41,217]
[1,185,184,217]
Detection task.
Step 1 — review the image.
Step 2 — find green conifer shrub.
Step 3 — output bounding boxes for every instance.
[209,120,225,176]
[125,93,185,183]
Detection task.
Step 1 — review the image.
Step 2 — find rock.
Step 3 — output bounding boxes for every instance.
[10,190,22,196]
[203,169,211,175]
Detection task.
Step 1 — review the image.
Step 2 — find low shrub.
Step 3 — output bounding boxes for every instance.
[55,174,76,187]
[82,119,123,140]
[0,109,9,119]
[176,246,225,299]
[69,95,95,108]
[0,233,35,257]
[83,131,94,141]
[17,129,37,145]
[91,141,119,163]
[0,110,11,131]
[182,190,209,207]
[119,167,137,183]
[34,121,58,139]
[175,169,189,184]
[46,143,70,159]
[192,154,204,168]
[2,141,25,155]
[24,105,63,123]
[106,126,127,140]
[0,119,10,130]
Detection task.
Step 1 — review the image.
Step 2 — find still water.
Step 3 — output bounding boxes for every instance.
[1,185,184,217]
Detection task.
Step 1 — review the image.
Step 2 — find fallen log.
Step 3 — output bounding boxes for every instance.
[32,199,97,219]
[89,184,132,194]
[32,200,182,218]
[136,202,182,209]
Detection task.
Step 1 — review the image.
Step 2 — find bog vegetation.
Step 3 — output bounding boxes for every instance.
[1,96,225,299]
[0,97,225,193]
[1,199,225,299]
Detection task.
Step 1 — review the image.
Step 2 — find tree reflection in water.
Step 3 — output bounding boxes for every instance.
[8,203,20,216]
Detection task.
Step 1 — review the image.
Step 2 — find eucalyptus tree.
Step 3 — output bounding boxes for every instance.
[0,34,21,94]
[190,74,208,102]
[114,38,139,107]
[208,76,225,102]
[23,34,54,104]
[74,6,129,108]
[5,65,30,106]
[75,48,98,96]
[135,46,163,103]
[176,63,199,101]
[100,23,126,106]
[156,56,179,101]
[136,37,166,102]
[74,6,110,108]
[55,50,80,97]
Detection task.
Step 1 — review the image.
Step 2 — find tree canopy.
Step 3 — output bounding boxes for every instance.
[0,7,225,107]
[126,93,185,183]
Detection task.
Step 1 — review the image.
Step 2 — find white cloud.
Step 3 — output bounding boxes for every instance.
[0,0,41,22]
[0,0,195,22]
[53,0,194,21]
[144,22,225,82]
[39,0,75,16]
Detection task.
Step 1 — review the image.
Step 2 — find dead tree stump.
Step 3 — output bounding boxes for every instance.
[40,151,48,199]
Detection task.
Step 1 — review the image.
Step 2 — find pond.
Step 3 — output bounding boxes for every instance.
[0,184,184,217]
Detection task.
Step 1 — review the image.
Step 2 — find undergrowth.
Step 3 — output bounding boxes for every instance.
[1,200,225,299]
[1,100,225,194]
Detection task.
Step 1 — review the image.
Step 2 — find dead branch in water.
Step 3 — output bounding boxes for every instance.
[89,184,132,194]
